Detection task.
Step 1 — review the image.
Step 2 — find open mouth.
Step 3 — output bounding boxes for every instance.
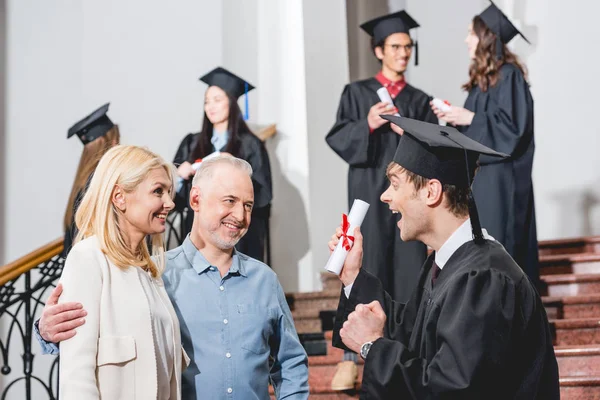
[222,221,243,231]
[154,212,168,221]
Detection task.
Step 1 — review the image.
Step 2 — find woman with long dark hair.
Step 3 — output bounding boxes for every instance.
[64,104,120,256]
[431,2,538,284]
[173,67,272,262]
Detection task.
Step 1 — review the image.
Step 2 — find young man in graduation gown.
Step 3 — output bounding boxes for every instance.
[326,10,437,389]
[329,116,559,399]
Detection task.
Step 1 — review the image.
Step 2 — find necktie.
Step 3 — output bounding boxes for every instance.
[431,261,441,287]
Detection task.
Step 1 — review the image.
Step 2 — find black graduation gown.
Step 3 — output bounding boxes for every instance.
[63,189,83,257]
[63,174,93,257]
[173,131,273,262]
[326,78,438,302]
[460,64,539,285]
[333,240,559,399]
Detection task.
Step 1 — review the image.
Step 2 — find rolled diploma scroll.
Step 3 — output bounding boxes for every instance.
[376,87,400,117]
[325,199,370,275]
[177,151,222,192]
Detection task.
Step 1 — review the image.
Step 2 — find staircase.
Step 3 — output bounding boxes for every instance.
[285,235,600,399]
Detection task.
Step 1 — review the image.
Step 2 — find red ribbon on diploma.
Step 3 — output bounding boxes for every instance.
[341,213,355,251]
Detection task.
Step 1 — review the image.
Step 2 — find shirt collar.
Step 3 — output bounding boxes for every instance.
[211,129,229,150]
[182,235,247,277]
[375,71,405,87]
[435,219,494,269]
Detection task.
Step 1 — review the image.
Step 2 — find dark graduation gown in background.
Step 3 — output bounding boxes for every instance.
[459,63,539,285]
[326,78,437,302]
[333,240,559,399]
[173,131,273,262]
[63,175,93,257]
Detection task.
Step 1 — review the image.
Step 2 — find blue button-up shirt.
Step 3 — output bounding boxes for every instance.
[36,236,309,400]
[163,237,308,400]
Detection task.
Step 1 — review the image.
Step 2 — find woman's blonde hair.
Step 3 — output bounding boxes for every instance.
[63,125,121,231]
[74,145,176,277]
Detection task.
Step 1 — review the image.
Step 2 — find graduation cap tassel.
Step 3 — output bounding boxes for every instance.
[495,36,503,60]
[414,40,419,66]
[244,82,249,121]
[463,149,485,244]
[414,28,419,66]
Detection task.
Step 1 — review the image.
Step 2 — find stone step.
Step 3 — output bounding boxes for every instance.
[541,274,600,297]
[321,272,343,292]
[292,308,323,334]
[290,290,340,314]
[556,345,600,377]
[543,295,600,320]
[539,235,600,257]
[560,376,600,399]
[309,364,364,395]
[553,318,600,346]
[540,253,600,276]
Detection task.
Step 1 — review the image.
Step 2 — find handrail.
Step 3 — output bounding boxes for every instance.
[0,238,64,286]
[250,123,277,142]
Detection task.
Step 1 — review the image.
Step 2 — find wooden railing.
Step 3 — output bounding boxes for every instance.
[0,239,63,286]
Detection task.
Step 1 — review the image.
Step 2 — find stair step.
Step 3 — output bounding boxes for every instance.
[539,235,600,257]
[321,272,343,292]
[290,291,340,315]
[560,376,600,399]
[553,318,600,346]
[540,253,600,275]
[309,364,364,394]
[556,345,600,376]
[541,274,600,297]
[544,294,600,319]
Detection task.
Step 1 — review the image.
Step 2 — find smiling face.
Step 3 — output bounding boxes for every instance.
[190,163,254,250]
[380,164,430,242]
[375,32,413,75]
[204,85,230,126]
[117,167,175,239]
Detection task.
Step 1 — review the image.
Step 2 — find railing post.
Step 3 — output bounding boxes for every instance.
[23,270,33,399]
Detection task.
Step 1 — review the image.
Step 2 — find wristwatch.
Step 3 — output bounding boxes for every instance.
[360,341,373,360]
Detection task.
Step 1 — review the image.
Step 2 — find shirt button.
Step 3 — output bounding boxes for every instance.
[219,285,224,291]
[226,352,231,358]
[227,388,233,394]
[223,319,228,324]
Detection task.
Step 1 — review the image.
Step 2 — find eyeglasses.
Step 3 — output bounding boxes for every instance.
[385,44,414,52]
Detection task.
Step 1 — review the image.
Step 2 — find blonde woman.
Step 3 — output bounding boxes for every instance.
[58,145,187,400]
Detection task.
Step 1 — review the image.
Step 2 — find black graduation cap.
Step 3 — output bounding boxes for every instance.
[479,1,530,45]
[67,103,114,145]
[360,10,421,65]
[382,115,508,244]
[199,67,255,100]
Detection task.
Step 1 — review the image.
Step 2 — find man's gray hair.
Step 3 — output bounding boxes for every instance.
[191,155,253,187]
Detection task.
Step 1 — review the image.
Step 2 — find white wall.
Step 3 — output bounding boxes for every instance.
[508,0,600,239]
[302,0,349,290]
[405,0,485,105]
[3,0,223,264]
[221,0,349,292]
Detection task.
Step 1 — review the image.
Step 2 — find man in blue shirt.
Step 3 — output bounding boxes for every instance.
[35,156,309,399]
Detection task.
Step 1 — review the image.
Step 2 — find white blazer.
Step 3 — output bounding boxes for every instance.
[58,236,189,400]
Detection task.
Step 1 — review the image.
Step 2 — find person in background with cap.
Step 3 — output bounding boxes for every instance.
[173,67,272,262]
[329,116,559,399]
[431,2,539,285]
[325,10,437,390]
[63,103,120,256]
